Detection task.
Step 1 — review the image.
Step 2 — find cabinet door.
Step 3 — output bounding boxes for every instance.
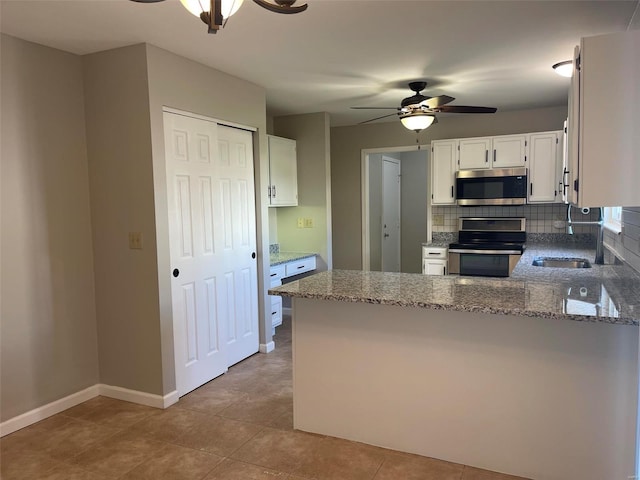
[528,132,560,203]
[459,137,491,170]
[574,29,640,207]
[268,135,298,206]
[423,259,447,276]
[492,134,527,168]
[431,140,457,205]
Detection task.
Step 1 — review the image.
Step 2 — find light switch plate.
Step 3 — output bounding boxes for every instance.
[304,218,314,228]
[297,218,304,228]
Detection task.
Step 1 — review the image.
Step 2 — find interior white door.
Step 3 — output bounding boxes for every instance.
[381,157,401,272]
[164,112,258,397]
[216,124,259,367]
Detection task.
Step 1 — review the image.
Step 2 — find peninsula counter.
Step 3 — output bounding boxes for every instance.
[270,269,639,480]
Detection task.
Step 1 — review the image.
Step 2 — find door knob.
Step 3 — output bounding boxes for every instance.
[172,269,180,278]
[251,252,256,259]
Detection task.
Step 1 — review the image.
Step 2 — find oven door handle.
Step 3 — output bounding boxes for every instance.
[448,248,522,255]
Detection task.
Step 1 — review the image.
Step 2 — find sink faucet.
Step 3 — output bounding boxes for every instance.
[566,204,604,265]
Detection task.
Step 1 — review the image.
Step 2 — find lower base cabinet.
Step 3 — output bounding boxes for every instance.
[269,255,317,332]
[422,246,448,275]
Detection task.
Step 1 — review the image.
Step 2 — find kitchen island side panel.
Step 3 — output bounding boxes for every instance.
[291,298,637,480]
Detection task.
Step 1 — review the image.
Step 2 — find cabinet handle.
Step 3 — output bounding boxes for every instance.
[428,252,440,255]
[451,186,454,198]
[272,185,276,197]
[297,265,305,269]
[272,311,277,315]
[270,273,277,277]
[493,149,496,163]
[530,183,533,195]
[485,150,488,163]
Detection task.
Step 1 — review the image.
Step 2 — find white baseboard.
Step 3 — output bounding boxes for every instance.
[98,384,179,409]
[0,384,179,437]
[260,341,275,353]
[0,385,100,437]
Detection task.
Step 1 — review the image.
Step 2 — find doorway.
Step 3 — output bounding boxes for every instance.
[361,146,431,273]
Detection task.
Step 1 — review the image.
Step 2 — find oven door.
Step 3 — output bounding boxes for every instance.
[448,251,522,277]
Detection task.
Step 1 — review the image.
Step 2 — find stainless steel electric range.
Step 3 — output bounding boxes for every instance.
[448,217,526,277]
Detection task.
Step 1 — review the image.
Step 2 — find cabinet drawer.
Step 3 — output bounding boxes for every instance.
[422,246,447,260]
[270,295,283,328]
[285,256,317,277]
[269,264,286,282]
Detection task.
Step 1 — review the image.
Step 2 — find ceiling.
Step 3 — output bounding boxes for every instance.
[1,0,638,127]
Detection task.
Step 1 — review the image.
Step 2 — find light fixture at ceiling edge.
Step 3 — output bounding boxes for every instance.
[552,60,573,78]
[130,0,307,34]
[400,113,436,133]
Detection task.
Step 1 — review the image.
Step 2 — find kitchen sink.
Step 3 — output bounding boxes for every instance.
[532,257,592,268]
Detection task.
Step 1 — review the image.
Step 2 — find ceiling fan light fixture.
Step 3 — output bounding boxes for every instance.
[180,0,244,18]
[552,60,573,78]
[400,113,435,132]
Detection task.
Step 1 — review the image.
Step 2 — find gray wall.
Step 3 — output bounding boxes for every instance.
[400,150,428,273]
[604,207,640,273]
[330,106,568,269]
[272,112,332,272]
[83,44,165,395]
[368,154,383,271]
[1,35,99,421]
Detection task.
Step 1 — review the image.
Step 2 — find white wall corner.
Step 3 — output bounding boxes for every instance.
[0,385,100,437]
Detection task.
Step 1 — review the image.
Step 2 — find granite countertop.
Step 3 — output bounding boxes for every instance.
[270,251,317,266]
[269,243,640,326]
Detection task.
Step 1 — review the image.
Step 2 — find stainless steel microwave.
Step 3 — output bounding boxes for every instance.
[455,167,527,206]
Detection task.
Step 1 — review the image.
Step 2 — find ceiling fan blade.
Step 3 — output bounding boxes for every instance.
[359,113,399,125]
[435,105,497,114]
[351,107,399,110]
[420,95,455,109]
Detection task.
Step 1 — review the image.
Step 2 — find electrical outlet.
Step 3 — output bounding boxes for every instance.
[297,218,304,228]
[304,218,314,228]
[433,214,444,226]
[128,232,143,250]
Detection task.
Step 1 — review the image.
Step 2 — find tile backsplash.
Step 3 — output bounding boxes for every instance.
[432,203,600,234]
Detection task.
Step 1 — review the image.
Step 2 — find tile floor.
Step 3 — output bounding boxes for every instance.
[1,316,529,480]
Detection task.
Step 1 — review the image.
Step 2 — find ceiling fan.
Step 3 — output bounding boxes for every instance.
[352,81,497,132]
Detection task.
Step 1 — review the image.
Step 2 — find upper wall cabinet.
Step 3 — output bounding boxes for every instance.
[431,139,458,205]
[568,29,640,208]
[458,135,527,170]
[528,131,562,204]
[268,135,298,207]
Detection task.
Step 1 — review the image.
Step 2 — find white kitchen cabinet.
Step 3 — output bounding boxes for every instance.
[269,264,286,329]
[431,140,457,205]
[269,256,317,330]
[458,137,491,170]
[568,29,640,207]
[268,135,298,207]
[422,246,448,276]
[528,131,562,203]
[458,135,526,170]
[491,134,527,168]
